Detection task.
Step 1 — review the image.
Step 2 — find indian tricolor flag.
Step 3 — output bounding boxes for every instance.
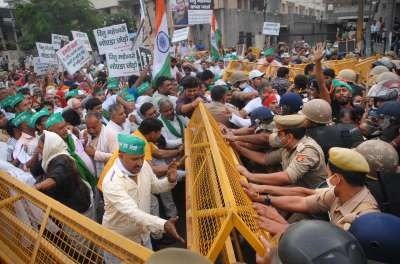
[152,0,171,80]
[210,12,221,61]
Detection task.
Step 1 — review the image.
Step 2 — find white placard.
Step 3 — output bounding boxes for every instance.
[56,39,90,75]
[93,23,133,55]
[51,34,70,50]
[172,27,190,43]
[188,10,212,25]
[36,42,57,63]
[106,50,140,77]
[262,22,280,36]
[71,31,92,51]
[33,57,57,76]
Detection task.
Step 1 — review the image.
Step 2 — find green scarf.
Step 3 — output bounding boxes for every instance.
[161,115,184,138]
[66,135,97,188]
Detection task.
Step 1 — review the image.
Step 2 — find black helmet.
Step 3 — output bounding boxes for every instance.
[278,220,366,264]
[349,212,400,263]
[377,101,400,121]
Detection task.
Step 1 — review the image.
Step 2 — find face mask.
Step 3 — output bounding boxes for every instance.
[239,82,248,89]
[269,133,283,148]
[326,175,335,188]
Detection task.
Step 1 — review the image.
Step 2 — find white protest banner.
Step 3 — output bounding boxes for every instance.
[172,27,189,43]
[106,50,140,77]
[56,39,90,75]
[51,34,70,50]
[93,23,133,55]
[71,31,92,51]
[36,42,57,63]
[33,57,57,76]
[262,22,280,36]
[188,0,213,25]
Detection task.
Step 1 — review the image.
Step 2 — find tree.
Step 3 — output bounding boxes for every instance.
[15,0,100,50]
[102,10,137,33]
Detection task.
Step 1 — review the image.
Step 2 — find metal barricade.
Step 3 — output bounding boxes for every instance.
[185,103,271,263]
[0,171,152,264]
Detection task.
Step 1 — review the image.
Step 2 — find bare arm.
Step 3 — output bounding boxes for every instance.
[34,178,56,191]
[233,132,270,145]
[312,43,331,104]
[258,185,315,197]
[231,142,267,165]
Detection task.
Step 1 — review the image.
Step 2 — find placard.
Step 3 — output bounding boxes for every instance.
[33,57,57,76]
[106,50,140,77]
[71,31,92,51]
[36,42,57,63]
[51,34,70,50]
[262,22,280,36]
[56,39,90,75]
[93,23,133,55]
[172,27,190,43]
[188,0,213,25]
[135,47,153,70]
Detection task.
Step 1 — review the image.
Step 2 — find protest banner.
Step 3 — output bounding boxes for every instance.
[36,42,57,63]
[93,23,133,55]
[71,31,92,51]
[56,39,90,75]
[172,27,189,43]
[262,22,280,36]
[170,0,189,26]
[33,57,57,76]
[188,0,213,25]
[51,34,70,50]
[106,50,140,77]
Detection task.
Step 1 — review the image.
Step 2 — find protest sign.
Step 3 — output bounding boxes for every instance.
[262,22,280,36]
[51,34,70,50]
[93,23,133,55]
[106,50,140,77]
[172,27,189,43]
[188,0,213,25]
[170,0,189,26]
[56,39,90,75]
[36,42,57,63]
[71,31,92,51]
[33,57,57,76]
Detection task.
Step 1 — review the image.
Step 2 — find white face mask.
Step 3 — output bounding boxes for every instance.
[239,82,248,89]
[326,175,336,188]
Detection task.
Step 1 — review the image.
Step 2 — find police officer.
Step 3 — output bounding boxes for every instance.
[376,101,400,145]
[356,139,400,216]
[349,212,400,263]
[256,220,366,264]
[238,114,327,189]
[248,147,380,230]
[302,99,364,159]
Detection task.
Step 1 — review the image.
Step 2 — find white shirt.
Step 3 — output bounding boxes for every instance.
[70,133,95,175]
[87,125,113,177]
[102,94,118,112]
[102,159,175,245]
[103,120,127,155]
[159,115,188,149]
[243,97,262,115]
[13,132,38,168]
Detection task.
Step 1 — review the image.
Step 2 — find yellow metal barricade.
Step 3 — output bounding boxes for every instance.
[185,103,270,263]
[0,171,152,264]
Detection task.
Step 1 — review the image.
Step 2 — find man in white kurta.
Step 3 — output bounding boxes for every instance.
[101,134,183,250]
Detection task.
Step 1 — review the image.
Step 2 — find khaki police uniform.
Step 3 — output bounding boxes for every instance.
[305,187,379,230]
[272,114,327,189]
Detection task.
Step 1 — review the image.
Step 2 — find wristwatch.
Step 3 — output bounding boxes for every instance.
[264,194,272,206]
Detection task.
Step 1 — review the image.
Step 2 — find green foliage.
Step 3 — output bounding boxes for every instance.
[102,10,137,33]
[15,0,101,50]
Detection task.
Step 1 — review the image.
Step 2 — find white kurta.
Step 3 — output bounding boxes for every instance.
[103,120,128,154]
[159,115,188,149]
[102,159,175,245]
[86,125,113,177]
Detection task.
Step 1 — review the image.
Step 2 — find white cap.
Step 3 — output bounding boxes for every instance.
[248,70,265,80]
[281,52,290,58]
[215,79,227,86]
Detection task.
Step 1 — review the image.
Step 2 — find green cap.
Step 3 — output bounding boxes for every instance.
[124,93,135,102]
[263,48,275,57]
[45,112,65,129]
[137,82,151,95]
[118,134,145,155]
[29,108,49,128]
[0,96,12,108]
[12,111,33,127]
[107,77,119,90]
[65,89,82,100]
[9,93,25,108]
[332,79,353,93]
